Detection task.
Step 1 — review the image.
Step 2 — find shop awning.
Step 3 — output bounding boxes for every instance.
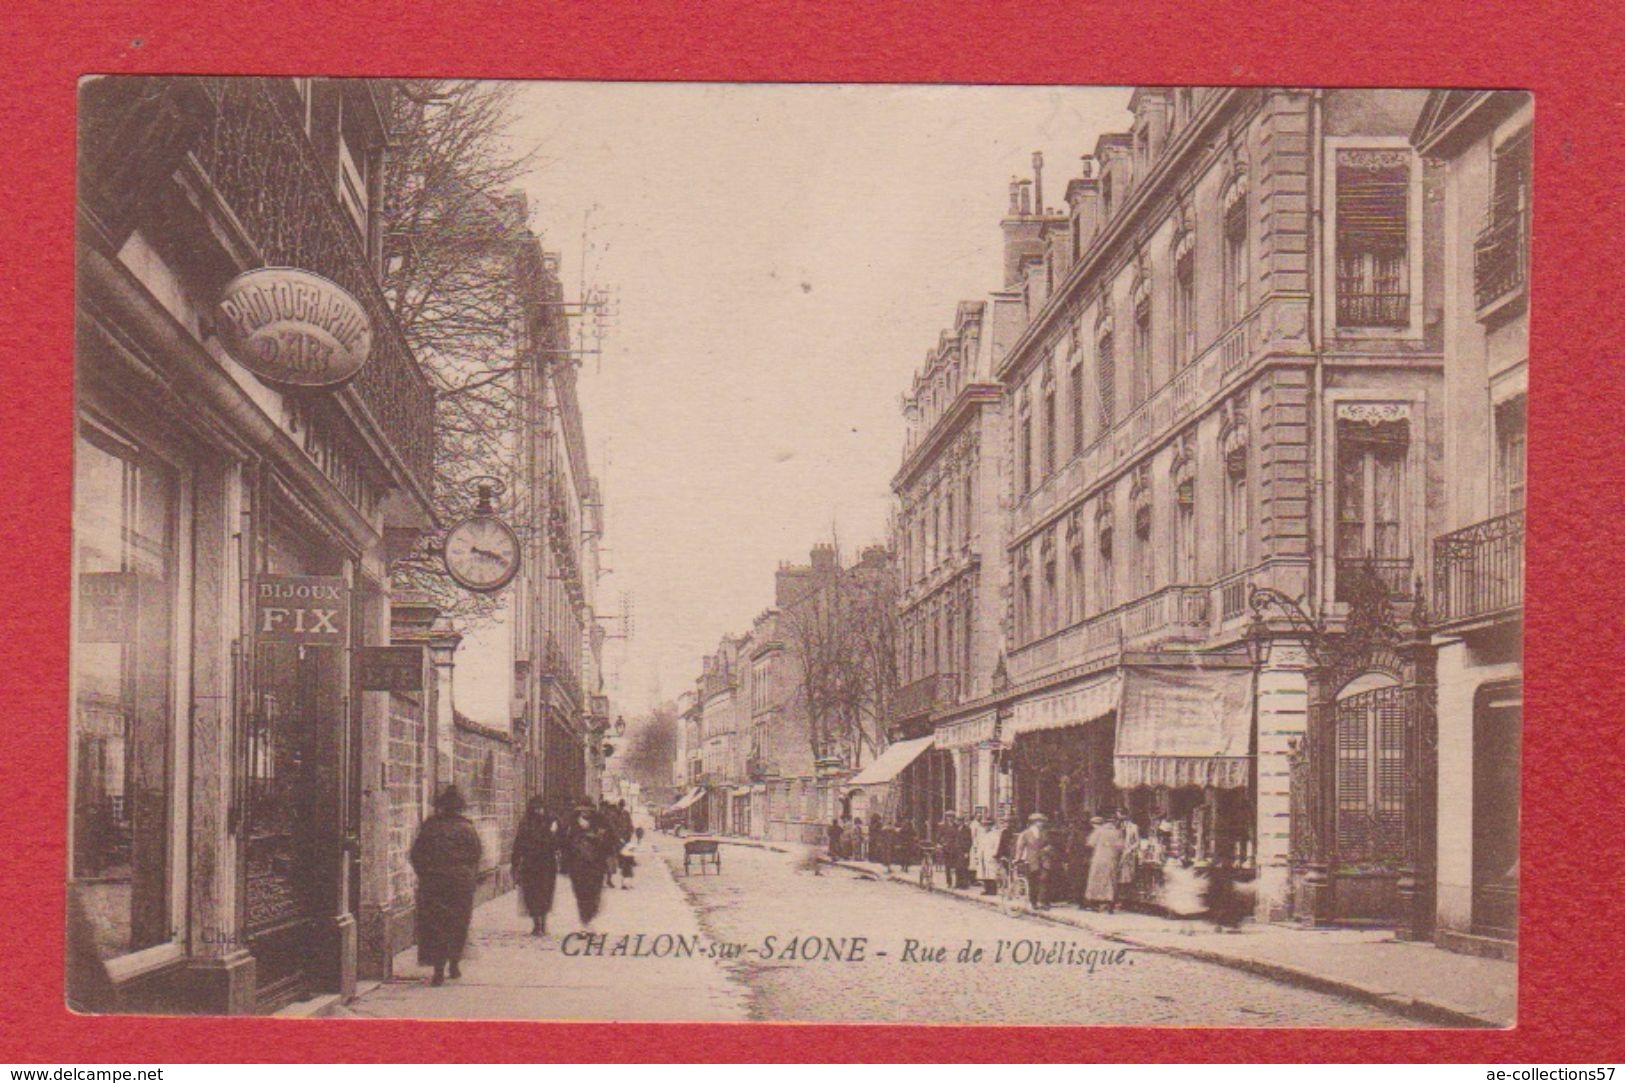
[935,710,997,751]
[1005,673,1120,740]
[846,735,935,787]
[668,786,705,812]
[1113,665,1253,790]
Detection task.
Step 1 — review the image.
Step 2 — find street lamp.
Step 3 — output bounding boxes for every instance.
[1245,584,1328,667]
[613,715,626,739]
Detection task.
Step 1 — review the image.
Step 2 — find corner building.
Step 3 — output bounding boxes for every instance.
[73,78,436,1011]
[990,88,1446,923]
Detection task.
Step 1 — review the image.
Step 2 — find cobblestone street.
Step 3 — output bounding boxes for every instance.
[671,843,1422,1027]
[350,835,1422,1025]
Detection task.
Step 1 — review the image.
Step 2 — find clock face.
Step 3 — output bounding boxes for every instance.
[443,515,521,593]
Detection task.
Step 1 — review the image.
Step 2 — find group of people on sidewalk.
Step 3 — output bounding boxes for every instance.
[409,786,642,987]
[830,808,1172,914]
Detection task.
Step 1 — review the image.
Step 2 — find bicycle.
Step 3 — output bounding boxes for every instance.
[918,843,940,890]
[996,857,1030,915]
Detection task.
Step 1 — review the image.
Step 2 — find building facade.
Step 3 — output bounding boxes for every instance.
[1411,90,1530,959]
[952,88,1449,923]
[510,215,611,813]
[881,298,1014,828]
[73,77,436,1012]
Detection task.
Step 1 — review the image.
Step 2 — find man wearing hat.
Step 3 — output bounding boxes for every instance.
[1014,812,1050,909]
[410,786,484,986]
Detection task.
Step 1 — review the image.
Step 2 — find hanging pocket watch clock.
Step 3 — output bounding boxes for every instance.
[443,477,521,593]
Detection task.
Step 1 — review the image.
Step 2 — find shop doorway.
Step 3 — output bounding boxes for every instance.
[244,639,344,1010]
[1471,681,1521,941]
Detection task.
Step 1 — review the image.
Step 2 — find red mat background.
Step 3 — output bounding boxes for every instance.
[2,0,1620,1062]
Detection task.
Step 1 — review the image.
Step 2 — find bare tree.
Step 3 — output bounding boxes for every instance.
[377,78,544,623]
[612,701,681,794]
[779,544,898,770]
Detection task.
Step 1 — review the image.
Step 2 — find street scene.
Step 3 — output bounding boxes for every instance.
[69,79,1525,1027]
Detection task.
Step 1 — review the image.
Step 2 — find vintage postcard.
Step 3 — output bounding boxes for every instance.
[69,79,1526,1027]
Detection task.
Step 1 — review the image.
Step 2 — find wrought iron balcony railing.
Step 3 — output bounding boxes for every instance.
[895,672,959,720]
[1335,291,1410,328]
[1433,510,1524,626]
[1474,210,1530,314]
[190,79,436,497]
[1334,557,1415,604]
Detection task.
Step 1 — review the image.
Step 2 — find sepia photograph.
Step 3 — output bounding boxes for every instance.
[69,78,1528,1029]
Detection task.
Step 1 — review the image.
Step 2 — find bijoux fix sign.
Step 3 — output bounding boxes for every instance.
[215,267,373,388]
[255,575,349,644]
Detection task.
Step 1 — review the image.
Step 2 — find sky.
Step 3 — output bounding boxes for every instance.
[453,82,1133,727]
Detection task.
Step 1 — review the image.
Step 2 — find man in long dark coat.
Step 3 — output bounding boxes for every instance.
[410,786,483,986]
[511,796,558,937]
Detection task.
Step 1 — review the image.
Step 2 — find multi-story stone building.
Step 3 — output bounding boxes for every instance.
[987,88,1446,923]
[876,298,1014,827]
[696,634,747,832]
[1412,90,1530,959]
[510,210,611,812]
[73,77,436,1011]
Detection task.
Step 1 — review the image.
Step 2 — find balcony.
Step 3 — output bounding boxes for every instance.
[1474,211,1529,317]
[188,79,435,498]
[1433,511,1524,628]
[1335,557,1416,604]
[1008,584,1210,685]
[1336,291,1410,329]
[895,672,959,720]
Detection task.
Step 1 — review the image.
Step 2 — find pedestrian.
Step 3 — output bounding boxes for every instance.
[1084,813,1125,913]
[956,814,975,889]
[1014,812,1049,908]
[1116,810,1142,909]
[1065,815,1093,906]
[851,818,866,862]
[410,786,483,986]
[511,796,558,937]
[827,816,844,861]
[563,799,611,927]
[896,819,918,873]
[971,811,1001,895]
[868,812,885,866]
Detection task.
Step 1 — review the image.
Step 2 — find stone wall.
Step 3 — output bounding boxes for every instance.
[453,713,518,903]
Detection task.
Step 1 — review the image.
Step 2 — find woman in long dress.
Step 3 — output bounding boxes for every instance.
[1116,812,1142,907]
[1084,815,1124,912]
[562,802,611,927]
[511,797,558,936]
[410,786,484,985]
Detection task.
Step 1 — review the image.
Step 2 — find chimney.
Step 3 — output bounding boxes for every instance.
[1032,151,1045,217]
[1018,179,1032,216]
[1008,177,1021,215]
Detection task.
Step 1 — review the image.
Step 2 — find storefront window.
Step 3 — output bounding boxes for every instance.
[72,425,180,961]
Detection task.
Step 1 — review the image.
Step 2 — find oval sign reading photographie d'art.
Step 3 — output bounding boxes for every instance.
[215,267,373,388]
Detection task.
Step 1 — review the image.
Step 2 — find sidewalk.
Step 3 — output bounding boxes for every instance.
[825,856,1515,1028]
[340,836,749,1022]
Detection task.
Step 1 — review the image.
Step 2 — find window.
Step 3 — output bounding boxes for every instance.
[1015,546,1033,644]
[961,474,973,546]
[1096,509,1115,612]
[1070,356,1086,454]
[1496,397,1526,515]
[1096,330,1116,430]
[1477,131,1531,311]
[1223,448,1249,575]
[1222,183,1249,325]
[931,502,940,567]
[944,492,955,556]
[1132,288,1153,408]
[1068,518,1086,624]
[1174,236,1196,367]
[1134,503,1155,595]
[1335,150,1411,327]
[1041,533,1059,636]
[1018,391,1033,495]
[1042,384,1057,478]
[72,424,182,962]
[1335,414,1409,599]
[1173,476,1196,582]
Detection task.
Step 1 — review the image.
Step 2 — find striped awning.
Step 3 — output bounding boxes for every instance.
[668,786,705,812]
[1113,665,1254,790]
[1005,673,1121,740]
[934,710,997,751]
